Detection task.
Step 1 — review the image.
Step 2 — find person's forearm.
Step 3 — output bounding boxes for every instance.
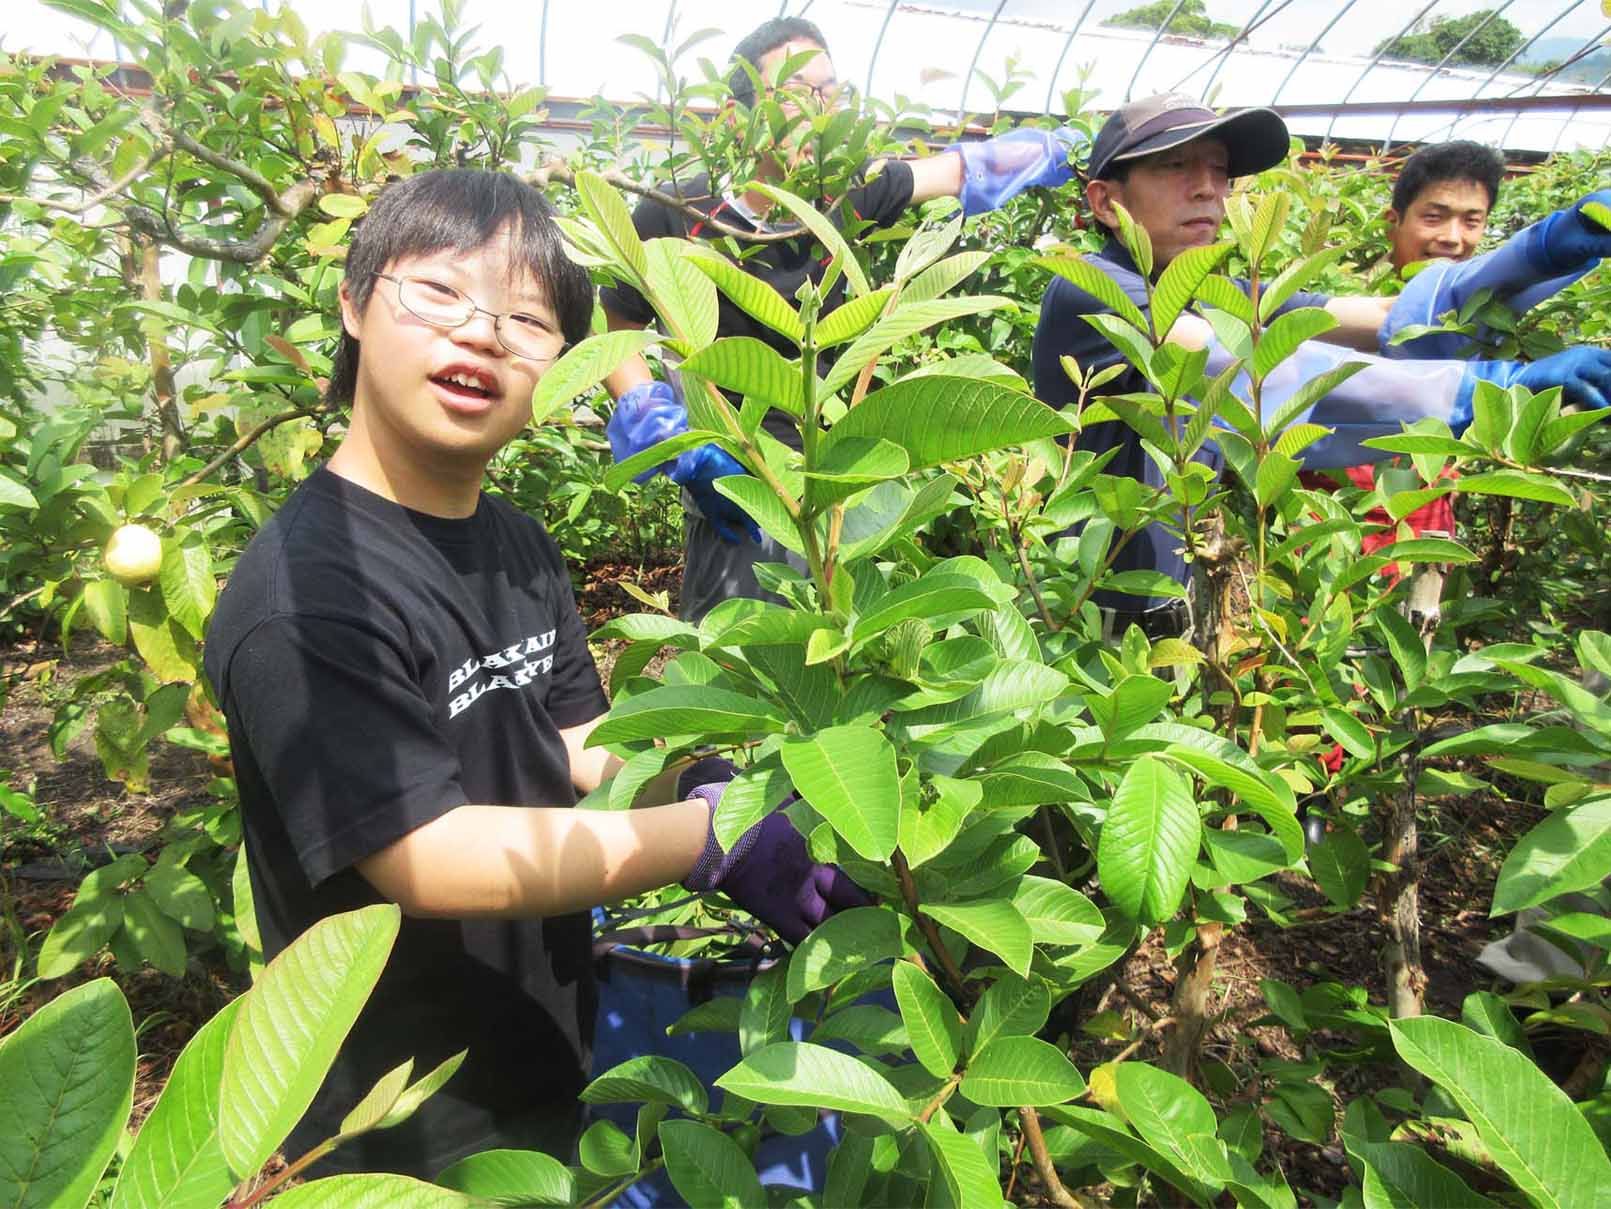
[356,799,710,919]
[635,759,693,807]
[604,351,654,401]
[901,149,965,206]
[569,746,694,806]
[1320,295,1392,351]
[603,309,654,401]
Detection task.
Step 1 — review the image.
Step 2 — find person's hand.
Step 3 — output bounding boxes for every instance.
[1457,346,1611,430]
[678,759,871,944]
[953,126,1087,217]
[1538,189,1611,273]
[606,381,687,482]
[1512,346,1611,410]
[671,443,760,545]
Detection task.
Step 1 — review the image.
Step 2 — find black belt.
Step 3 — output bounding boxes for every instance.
[1100,600,1189,640]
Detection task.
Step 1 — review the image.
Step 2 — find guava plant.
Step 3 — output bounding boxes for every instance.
[6,1,1611,1203]
[518,165,1327,1206]
[537,163,1611,1204]
[0,902,507,1209]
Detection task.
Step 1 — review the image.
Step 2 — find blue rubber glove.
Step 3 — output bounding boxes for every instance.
[671,443,761,545]
[607,381,687,483]
[951,127,1086,218]
[1454,346,1611,431]
[1536,189,1611,274]
[1385,191,1611,360]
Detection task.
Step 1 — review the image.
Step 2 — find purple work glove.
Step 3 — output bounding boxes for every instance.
[678,758,872,944]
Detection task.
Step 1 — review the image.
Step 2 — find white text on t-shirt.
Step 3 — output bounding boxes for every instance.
[447,631,556,718]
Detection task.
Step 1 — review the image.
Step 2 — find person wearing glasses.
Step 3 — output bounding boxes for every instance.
[602,16,1084,620]
[204,169,867,1180]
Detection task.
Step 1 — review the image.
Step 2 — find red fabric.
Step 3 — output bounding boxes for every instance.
[1317,743,1346,776]
[1299,462,1458,585]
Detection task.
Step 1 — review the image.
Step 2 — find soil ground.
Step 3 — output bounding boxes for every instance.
[1064,787,1539,1200]
[0,553,1564,1205]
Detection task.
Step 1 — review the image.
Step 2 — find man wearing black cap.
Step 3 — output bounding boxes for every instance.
[1032,93,1611,637]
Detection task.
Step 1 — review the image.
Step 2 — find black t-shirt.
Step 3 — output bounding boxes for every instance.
[600,163,916,450]
[1031,238,1331,611]
[204,466,609,1178]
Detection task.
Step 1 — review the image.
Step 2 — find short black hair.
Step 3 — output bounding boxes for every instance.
[726,17,830,108]
[328,169,593,404]
[1392,141,1505,214]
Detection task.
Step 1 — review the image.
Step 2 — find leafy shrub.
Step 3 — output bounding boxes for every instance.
[3,0,1611,1203]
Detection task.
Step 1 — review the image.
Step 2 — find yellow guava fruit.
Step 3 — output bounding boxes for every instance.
[104,523,163,586]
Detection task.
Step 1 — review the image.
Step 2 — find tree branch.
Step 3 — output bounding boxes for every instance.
[917,1072,962,1124]
[893,849,975,1008]
[179,406,323,489]
[1019,1106,1095,1209]
[65,120,326,264]
[159,120,301,214]
[1516,460,1611,485]
[530,159,809,245]
[134,236,186,463]
[124,176,322,264]
[1108,1015,1175,1066]
[0,141,171,216]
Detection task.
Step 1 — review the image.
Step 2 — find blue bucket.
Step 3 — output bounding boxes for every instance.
[591,910,841,1207]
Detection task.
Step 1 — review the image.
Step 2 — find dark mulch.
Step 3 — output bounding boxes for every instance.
[1058,783,1540,1203]
[577,557,683,631]
[3,642,215,870]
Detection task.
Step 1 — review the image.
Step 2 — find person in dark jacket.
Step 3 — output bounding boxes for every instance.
[1031,95,1611,637]
[602,16,1083,620]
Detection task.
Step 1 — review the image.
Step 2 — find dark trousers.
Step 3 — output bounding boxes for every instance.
[679,499,809,623]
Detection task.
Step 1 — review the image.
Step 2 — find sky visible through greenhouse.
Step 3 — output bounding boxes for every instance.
[9,0,1611,153]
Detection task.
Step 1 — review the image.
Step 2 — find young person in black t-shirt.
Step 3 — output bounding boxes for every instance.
[602,16,1083,621]
[205,169,867,1181]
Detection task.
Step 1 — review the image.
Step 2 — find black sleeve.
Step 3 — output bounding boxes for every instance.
[223,614,470,887]
[845,159,916,229]
[598,194,683,326]
[531,528,609,728]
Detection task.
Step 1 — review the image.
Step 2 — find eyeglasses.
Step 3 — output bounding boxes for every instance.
[373,273,564,363]
[771,78,856,112]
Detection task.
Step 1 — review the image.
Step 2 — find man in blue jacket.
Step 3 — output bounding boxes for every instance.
[1031,93,1611,637]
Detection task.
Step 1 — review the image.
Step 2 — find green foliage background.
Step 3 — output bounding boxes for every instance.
[2,1,1611,1206]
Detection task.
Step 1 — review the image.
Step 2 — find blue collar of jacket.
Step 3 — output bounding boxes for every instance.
[1096,236,1147,281]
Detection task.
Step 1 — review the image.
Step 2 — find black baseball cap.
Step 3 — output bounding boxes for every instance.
[1088,92,1290,181]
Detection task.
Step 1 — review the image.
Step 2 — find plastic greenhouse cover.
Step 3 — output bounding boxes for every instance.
[10,0,1611,153]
